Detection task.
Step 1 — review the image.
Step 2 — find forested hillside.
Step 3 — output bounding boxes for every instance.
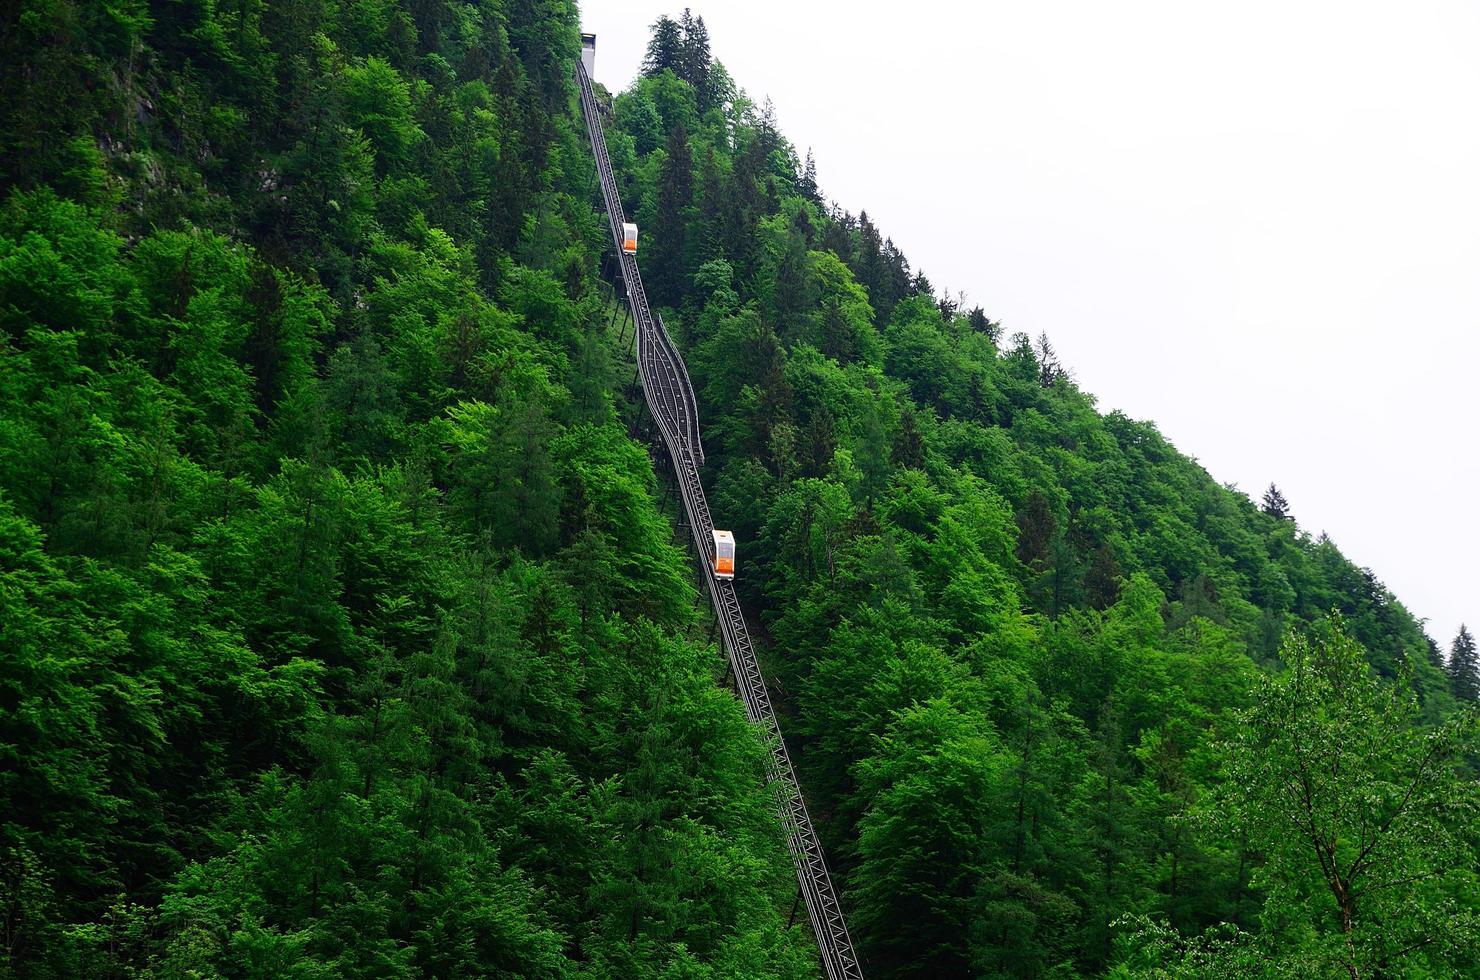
[1,2,1476,978]
[0,3,814,976]
[609,11,1479,979]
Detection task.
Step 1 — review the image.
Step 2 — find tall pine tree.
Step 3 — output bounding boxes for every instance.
[799,148,821,204]
[678,9,712,110]
[1261,483,1293,520]
[649,123,695,307]
[643,16,682,76]
[1448,624,1479,702]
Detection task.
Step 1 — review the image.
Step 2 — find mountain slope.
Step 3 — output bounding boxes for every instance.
[1,3,1474,978]
[601,11,1474,978]
[0,2,813,976]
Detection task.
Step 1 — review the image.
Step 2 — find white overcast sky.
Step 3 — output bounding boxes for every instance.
[580,0,1479,651]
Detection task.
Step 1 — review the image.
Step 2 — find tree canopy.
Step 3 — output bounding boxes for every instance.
[604,11,1471,977]
[0,3,813,976]
[0,4,1471,978]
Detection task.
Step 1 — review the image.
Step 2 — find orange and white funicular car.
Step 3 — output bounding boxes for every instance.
[712,529,735,580]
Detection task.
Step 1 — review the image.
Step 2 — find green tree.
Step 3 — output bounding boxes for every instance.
[853,696,1012,978]
[891,404,925,469]
[798,149,821,204]
[341,56,425,174]
[677,8,713,110]
[1261,483,1293,520]
[643,15,682,76]
[1218,618,1480,978]
[1448,624,1479,702]
[443,397,560,556]
[649,123,695,307]
[809,250,877,365]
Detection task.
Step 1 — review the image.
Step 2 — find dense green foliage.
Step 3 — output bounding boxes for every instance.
[0,2,814,976]
[3,3,1475,977]
[604,12,1478,978]
[1114,621,1480,979]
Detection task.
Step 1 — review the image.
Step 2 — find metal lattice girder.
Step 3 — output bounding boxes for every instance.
[575,60,863,980]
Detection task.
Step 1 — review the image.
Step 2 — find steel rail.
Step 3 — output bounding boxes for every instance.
[575,66,700,468]
[575,60,863,980]
[654,312,704,466]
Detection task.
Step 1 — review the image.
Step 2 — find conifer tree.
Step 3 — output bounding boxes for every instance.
[1261,483,1292,520]
[649,123,694,307]
[677,9,712,110]
[891,405,925,469]
[803,406,836,478]
[643,16,682,76]
[911,269,933,299]
[1449,624,1479,702]
[885,239,914,309]
[1016,490,1057,570]
[967,306,1001,342]
[799,148,821,204]
[1035,332,1063,387]
[1085,544,1124,609]
[854,211,892,315]
[821,206,855,262]
[756,97,781,156]
[1426,634,1445,670]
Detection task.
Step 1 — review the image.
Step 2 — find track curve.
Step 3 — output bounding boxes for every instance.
[576,60,863,980]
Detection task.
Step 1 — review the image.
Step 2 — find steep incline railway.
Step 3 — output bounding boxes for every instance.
[575,59,863,980]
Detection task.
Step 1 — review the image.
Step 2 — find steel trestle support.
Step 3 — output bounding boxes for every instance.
[574,58,863,980]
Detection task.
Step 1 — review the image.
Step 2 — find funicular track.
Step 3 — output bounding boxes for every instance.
[575,60,863,980]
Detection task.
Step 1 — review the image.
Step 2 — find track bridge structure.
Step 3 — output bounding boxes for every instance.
[575,59,864,980]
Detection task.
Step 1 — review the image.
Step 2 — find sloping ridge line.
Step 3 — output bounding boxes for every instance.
[574,59,864,980]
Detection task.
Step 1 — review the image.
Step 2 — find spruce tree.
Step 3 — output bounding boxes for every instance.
[804,406,836,478]
[1035,332,1063,387]
[1262,483,1293,519]
[891,405,925,469]
[1426,635,1446,670]
[821,206,855,262]
[1448,624,1479,702]
[769,211,812,331]
[967,306,1001,342]
[1015,490,1057,570]
[799,148,821,203]
[649,123,694,307]
[854,211,891,316]
[678,9,712,110]
[1085,545,1124,609]
[643,16,682,76]
[911,269,933,299]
